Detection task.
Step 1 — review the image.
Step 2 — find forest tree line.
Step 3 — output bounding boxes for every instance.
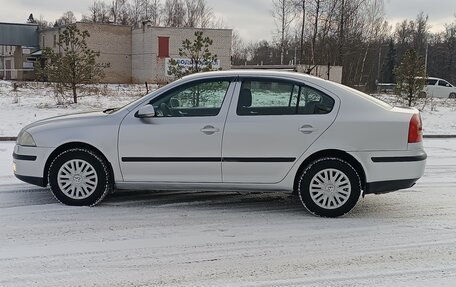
[28,0,456,92]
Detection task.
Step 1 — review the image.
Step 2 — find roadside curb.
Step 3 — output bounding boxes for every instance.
[2,135,456,142]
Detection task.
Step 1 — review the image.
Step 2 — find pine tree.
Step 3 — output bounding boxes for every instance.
[167,31,219,79]
[36,25,109,103]
[394,49,426,107]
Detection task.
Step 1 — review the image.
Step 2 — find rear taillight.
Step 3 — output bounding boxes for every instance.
[408,113,423,143]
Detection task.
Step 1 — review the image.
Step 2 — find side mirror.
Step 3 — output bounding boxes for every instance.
[135,104,155,118]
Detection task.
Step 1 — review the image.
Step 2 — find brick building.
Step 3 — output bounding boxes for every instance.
[39,22,232,84]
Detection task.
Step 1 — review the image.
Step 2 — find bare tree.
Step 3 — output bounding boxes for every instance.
[55,11,77,26]
[163,0,186,27]
[231,30,249,65]
[83,1,111,23]
[310,0,321,65]
[358,0,385,85]
[412,12,429,56]
[185,0,213,28]
[36,14,52,30]
[128,0,145,27]
[292,0,306,64]
[272,0,296,64]
[148,0,162,26]
[110,0,127,24]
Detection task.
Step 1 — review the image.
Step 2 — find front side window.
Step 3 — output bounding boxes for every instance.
[152,80,230,117]
[438,80,451,87]
[237,79,334,116]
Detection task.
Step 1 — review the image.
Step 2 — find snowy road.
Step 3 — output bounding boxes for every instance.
[0,139,455,287]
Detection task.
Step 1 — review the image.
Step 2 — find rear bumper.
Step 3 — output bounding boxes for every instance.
[364,178,418,194]
[349,150,426,183]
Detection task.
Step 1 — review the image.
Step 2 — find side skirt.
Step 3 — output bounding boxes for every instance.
[115,182,292,193]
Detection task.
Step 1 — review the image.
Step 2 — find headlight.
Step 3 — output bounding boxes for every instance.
[17,131,36,147]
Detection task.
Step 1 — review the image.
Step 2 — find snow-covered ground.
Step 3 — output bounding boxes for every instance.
[0,80,148,137]
[0,80,455,137]
[0,139,455,286]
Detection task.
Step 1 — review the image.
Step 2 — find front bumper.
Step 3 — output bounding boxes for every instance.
[13,144,54,187]
[14,174,46,187]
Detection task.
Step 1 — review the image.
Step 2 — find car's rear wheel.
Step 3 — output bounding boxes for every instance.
[297,158,361,217]
[48,148,113,206]
[418,91,427,98]
[449,92,456,99]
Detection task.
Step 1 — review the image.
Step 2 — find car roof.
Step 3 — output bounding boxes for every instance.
[181,69,333,87]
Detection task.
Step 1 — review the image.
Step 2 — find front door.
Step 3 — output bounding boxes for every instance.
[118,78,234,182]
[436,80,454,98]
[222,78,339,183]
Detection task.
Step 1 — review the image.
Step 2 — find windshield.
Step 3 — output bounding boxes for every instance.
[102,84,175,114]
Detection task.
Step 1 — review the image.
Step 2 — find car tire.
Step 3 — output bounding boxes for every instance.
[418,91,427,98]
[297,157,361,217]
[449,93,456,99]
[48,148,113,206]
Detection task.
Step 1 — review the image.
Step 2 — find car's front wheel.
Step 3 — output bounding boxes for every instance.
[449,92,456,99]
[297,157,361,217]
[48,148,113,206]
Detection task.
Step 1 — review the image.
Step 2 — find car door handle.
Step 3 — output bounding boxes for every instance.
[200,125,220,135]
[299,125,317,134]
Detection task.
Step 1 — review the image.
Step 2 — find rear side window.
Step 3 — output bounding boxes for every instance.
[237,79,334,116]
[298,86,335,114]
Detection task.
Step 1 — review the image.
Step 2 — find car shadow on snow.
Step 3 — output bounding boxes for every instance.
[101,189,413,218]
[104,189,307,215]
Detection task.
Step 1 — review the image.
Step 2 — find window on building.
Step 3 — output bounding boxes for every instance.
[158,37,169,58]
[53,35,57,47]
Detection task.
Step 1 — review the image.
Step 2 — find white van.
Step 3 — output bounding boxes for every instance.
[420,77,456,98]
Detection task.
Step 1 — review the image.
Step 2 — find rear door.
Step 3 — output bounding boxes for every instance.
[221,77,339,184]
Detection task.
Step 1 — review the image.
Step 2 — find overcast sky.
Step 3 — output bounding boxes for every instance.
[0,0,455,41]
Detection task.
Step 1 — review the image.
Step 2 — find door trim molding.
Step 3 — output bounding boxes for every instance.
[121,157,296,163]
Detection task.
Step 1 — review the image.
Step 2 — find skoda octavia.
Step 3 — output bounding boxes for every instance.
[13,71,426,217]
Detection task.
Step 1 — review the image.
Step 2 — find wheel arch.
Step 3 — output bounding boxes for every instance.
[293,149,366,193]
[43,142,115,187]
